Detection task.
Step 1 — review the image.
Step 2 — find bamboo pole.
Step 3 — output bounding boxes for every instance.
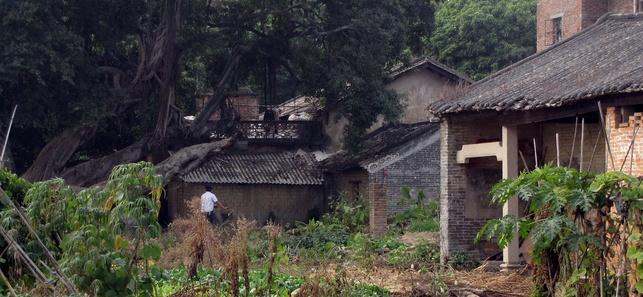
[0,105,17,168]
[0,269,17,297]
[519,150,530,171]
[568,117,578,167]
[597,101,616,170]
[619,124,639,172]
[533,138,539,168]
[0,188,78,294]
[580,118,585,171]
[588,127,603,171]
[556,133,560,167]
[0,225,48,283]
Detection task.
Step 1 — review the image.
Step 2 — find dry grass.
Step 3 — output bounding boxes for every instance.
[446,263,534,297]
[159,198,224,272]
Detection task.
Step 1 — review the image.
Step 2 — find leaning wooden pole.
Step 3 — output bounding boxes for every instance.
[0,269,17,297]
[568,117,578,167]
[619,124,639,172]
[556,133,560,167]
[597,101,616,170]
[580,118,585,171]
[587,127,603,171]
[0,105,17,168]
[0,188,79,294]
[533,138,539,168]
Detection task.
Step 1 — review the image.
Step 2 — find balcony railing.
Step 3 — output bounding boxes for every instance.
[209,120,323,145]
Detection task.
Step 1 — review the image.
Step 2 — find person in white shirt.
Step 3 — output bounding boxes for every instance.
[201,185,227,224]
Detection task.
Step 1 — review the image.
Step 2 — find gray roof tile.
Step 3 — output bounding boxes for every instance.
[429,14,643,115]
[181,151,323,185]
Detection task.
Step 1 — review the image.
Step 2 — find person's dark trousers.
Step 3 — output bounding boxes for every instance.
[203,211,219,225]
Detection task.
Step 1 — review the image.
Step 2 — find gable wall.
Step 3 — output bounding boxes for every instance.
[368,131,441,214]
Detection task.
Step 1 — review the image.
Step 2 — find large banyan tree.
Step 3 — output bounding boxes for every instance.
[0,0,436,186]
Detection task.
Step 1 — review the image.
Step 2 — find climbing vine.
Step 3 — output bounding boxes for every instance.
[477,166,643,296]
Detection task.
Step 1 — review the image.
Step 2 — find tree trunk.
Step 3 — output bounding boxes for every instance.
[23,125,96,181]
[59,137,151,187]
[155,136,236,184]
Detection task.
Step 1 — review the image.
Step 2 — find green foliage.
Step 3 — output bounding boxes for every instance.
[430,0,536,80]
[0,169,31,202]
[323,197,369,233]
[385,240,440,269]
[392,188,439,232]
[287,219,350,249]
[0,162,163,296]
[478,166,643,296]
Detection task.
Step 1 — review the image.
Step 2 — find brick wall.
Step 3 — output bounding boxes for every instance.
[369,182,387,235]
[606,106,643,177]
[198,92,260,121]
[542,122,606,172]
[440,118,503,263]
[537,0,635,51]
[167,181,324,226]
[608,0,635,14]
[369,137,441,214]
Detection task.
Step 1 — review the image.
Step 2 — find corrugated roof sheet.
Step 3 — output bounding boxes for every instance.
[429,14,643,115]
[181,151,323,185]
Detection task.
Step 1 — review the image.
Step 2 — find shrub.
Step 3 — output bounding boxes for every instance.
[392,188,439,232]
[0,169,31,207]
[478,166,643,296]
[322,197,369,232]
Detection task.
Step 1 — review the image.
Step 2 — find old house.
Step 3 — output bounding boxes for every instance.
[430,1,642,270]
[324,57,471,152]
[166,150,325,225]
[165,88,326,225]
[320,58,470,233]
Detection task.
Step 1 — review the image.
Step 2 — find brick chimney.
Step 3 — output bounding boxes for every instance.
[537,0,637,51]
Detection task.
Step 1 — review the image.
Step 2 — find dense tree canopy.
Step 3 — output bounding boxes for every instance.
[429,0,536,80]
[0,0,437,178]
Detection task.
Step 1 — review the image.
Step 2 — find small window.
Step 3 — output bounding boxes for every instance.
[552,17,563,44]
[639,0,643,13]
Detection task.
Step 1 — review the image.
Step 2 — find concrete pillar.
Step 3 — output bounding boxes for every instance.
[369,182,387,235]
[501,126,522,270]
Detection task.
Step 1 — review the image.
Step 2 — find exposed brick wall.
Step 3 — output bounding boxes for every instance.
[537,0,585,51]
[606,106,643,177]
[537,0,636,51]
[439,118,503,263]
[167,181,324,226]
[608,0,635,14]
[541,122,606,172]
[198,93,260,121]
[369,182,387,234]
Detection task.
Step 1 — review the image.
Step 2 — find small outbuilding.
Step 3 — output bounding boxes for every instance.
[322,122,441,234]
[166,151,325,225]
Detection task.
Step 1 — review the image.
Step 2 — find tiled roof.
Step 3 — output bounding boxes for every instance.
[181,151,323,185]
[429,14,643,115]
[389,56,472,83]
[321,122,440,171]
